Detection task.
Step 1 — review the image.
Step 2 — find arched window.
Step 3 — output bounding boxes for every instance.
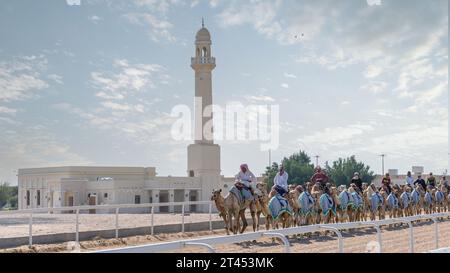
[202,47,208,57]
[196,48,200,57]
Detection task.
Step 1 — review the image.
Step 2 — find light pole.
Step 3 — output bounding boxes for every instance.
[269,149,272,168]
[379,154,386,175]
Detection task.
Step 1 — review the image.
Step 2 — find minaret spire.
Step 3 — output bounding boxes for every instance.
[202,17,204,28]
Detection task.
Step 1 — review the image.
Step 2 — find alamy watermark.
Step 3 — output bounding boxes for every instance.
[170,97,279,151]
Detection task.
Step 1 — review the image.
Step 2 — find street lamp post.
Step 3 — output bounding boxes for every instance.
[379,154,386,175]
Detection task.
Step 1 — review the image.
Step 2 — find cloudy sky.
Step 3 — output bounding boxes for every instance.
[0,0,448,184]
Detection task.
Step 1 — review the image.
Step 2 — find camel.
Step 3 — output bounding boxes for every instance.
[287,186,302,226]
[399,186,413,217]
[211,186,257,235]
[439,184,449,212]
[434,185,446,213]
[348,186,364,222]
[381,188,399,219]
[268,188,292,229]
[410,185,423,215]
[423,186,434,215]
[298,182,316,226]
[361,183,370,221]
[311,183,323,224]
[336,185,354,223]
[255,182,273,230]
[366,183,385,221]
[319,188,336,224]
[211,189,239,235]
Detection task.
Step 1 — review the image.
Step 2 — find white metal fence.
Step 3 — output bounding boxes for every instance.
[93,212,450,253]
[0,201,213,247]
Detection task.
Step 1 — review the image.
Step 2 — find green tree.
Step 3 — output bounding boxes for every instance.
[264,150,315,188]
[325,155,375,186]
[0,182,18,209]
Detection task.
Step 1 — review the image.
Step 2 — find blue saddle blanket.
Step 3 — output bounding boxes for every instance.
[400,192,410,208]
[319,193,336,216]
[424,192,433,205]
[386,193,399,209]
[298,192,315,216]
[411,190,420,204]
[338,191,353,210]
[370,193,384,212]
[351,192,363,208]
[435,191,444,203]
[268,195,292,220]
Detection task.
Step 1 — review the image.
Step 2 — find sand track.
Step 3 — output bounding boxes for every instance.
[1,218,449,253]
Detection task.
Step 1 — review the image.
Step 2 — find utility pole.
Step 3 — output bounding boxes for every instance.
[269,149,272,167]
[315,155,320,167]
[379,154,386,175]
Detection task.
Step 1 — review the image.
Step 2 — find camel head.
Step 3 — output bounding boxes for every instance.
[295,185,304,194]
[211,189,223,201]
[362,183,368,190]
[256,182,268,194]
[288,184,297,191]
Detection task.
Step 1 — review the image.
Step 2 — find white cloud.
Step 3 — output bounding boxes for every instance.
[281,83,289,89]
[123,13,176,42]
[0,106,18,115]
[243,95,275,103]
[89,15,102,23]
[0,55,49,102]
[283,72,297,79]
[364,65,382,79]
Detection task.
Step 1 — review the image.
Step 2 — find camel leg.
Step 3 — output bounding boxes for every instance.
[222,213,229,235]
[250,203,257,232]
[239,210,248,233]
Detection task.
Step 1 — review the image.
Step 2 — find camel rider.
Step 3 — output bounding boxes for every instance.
[440,176,449,191]
[273,164,289,196]
[427,172,436,188]
[350,172,363,193]
[414,174,427,191]
[235,164,256,201]
[272,165,289,207]
[310,166,329,190]
[406,171,414,187]
[381,173,392,194]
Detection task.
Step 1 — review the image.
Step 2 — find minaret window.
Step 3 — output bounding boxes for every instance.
[202,47,208,57]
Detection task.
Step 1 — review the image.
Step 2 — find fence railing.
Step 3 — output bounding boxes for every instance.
[0,201,214,247]
[92,212,450,253]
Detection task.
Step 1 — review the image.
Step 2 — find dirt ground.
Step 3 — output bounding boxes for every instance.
[1,218,449,253]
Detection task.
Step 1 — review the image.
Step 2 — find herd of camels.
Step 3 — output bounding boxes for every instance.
[211,181,450,235]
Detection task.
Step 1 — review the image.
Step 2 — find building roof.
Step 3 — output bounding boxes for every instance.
[196,27,211,42]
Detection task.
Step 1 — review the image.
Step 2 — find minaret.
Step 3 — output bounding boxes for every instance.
[187,22,221,197]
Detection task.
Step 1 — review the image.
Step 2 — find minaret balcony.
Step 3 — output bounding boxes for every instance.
[191,57,216,65]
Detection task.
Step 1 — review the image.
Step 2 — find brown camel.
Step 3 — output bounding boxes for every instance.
[268,188,292,229]
[211,188,255,234]
[287,188,301,226]
[311,183,323,224]
[255,182,273,230]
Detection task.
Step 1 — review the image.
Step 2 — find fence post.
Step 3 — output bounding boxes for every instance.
[75,209,80,243]
[209,202,212,232]
[319,226,343,253]
[182,204,185,233]
[407,220,414,253]
[115,207,119,239]
[151,206,155,236]
[432,217,439,249]
[262,232,291,253]
[28,212,33,247]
